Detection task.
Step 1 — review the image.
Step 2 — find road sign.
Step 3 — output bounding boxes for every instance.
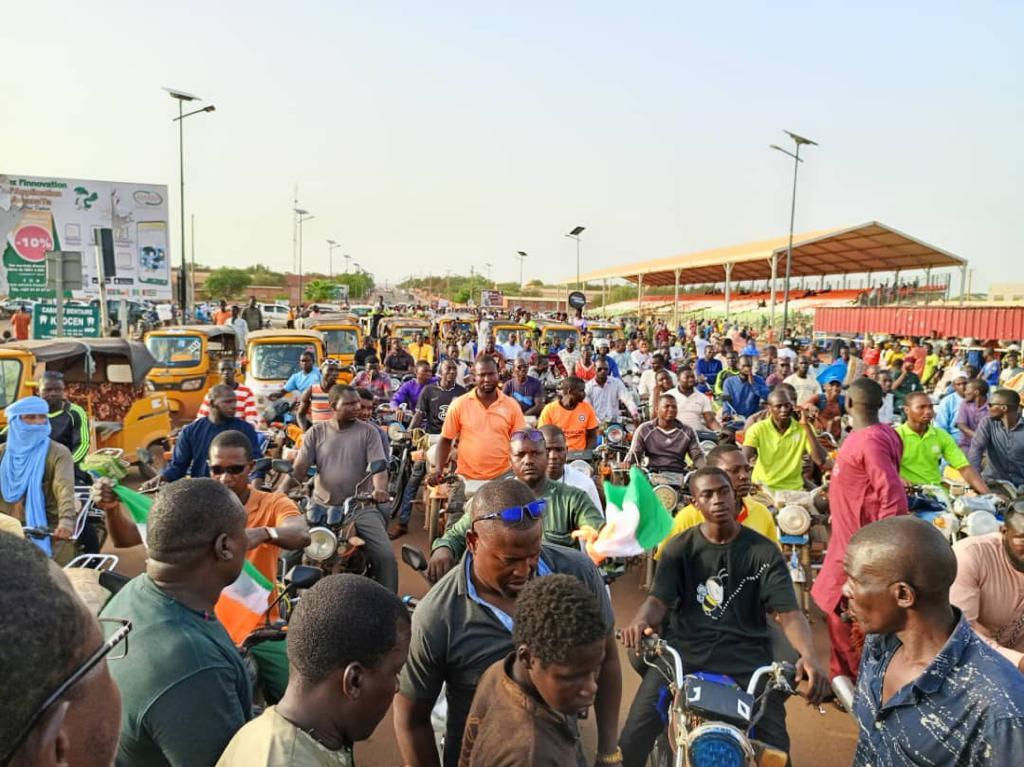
[32,303,101,338]
[45,250,84,293]
[568,291,587,310]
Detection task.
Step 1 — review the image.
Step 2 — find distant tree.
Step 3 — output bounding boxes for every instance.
[204,268,251,299]
[304,279,336,303]
[249,263,286,286]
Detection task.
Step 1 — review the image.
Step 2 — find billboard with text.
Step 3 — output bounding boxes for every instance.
[0,173,170,300]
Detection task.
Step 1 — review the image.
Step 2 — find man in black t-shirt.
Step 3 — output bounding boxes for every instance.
[617,467,829,766]
[389,359,467,538]
[384,338,415,375]
[354,335,377,367]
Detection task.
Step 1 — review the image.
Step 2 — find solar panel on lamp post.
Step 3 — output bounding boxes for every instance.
[516,251,528,289]
[327,239,340,279]
[566,226,585,290]
[771,131,817,340]
[165,87,215,318]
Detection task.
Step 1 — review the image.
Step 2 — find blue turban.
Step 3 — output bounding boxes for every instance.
[2,397,53,554]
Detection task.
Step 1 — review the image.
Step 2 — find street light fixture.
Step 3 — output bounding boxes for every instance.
[165,86,215,317]
[565,226,585,289]
[295,208,314,303]
[516,251,528,289]
[771,130,817,339]
[343,254,351,274]
[326,239,341,278]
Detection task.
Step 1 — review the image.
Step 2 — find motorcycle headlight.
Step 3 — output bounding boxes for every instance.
[388,423,406,441]
[605,423,625,445]
[653,484,678,512]
[304,527,338,562]
[568,459,593,478]
[777,504,812,536]
[181,376,206,391]
[686,723,752,767]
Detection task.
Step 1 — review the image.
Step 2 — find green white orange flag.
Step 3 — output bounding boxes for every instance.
[215,561,275,644]
[109,484,273,644]
[581,466,674,565]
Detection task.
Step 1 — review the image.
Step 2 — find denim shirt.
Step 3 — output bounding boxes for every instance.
[853,610,1024,766]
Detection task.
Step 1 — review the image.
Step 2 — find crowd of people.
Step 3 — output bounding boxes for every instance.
[2,299,1024,767]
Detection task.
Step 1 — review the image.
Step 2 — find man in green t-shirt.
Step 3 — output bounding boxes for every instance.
[425,429,605,581]
[895,391,989,494]
[217,575,410,767]
[100,478,252,767]
[743,388,828,492]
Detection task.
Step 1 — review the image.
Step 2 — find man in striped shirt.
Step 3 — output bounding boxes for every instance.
[196,359,260,427]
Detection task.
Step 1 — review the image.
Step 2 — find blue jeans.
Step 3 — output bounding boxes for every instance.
[397,460,427,525]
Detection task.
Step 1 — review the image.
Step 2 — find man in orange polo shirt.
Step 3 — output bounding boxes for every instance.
[430,356,527,482]
[538,376,600,451]
[208,429,310,703]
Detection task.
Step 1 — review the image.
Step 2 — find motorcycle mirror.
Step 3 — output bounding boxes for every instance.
[271,458,294,474]
[401,544,428,572]
[283,565,322,591]
[367,459,388,474]
[252,457,273,473]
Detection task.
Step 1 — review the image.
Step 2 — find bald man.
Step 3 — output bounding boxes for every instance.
[844,516,1024,766]
[812,378,907,680]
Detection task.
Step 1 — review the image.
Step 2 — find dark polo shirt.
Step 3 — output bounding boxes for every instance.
[398,543,613,767]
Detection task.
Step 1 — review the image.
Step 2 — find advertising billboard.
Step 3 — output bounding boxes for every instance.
[0,174,170,300]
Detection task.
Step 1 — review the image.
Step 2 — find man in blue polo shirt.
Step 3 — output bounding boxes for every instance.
[283,350,321,395]
[722,355,769,418]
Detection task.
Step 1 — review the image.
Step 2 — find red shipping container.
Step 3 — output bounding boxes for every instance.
[814,307,1024,342]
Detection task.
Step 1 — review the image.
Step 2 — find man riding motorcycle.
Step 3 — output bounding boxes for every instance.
[625,394,704,475]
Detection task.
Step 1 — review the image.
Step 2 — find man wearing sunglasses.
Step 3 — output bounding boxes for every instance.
[395,478,621,767]
[100,478,253,766]
[426,428,605,581]
[0,532,125,767]
[209,430,310,702]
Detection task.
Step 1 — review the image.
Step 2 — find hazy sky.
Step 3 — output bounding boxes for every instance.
[3,1,1020,291]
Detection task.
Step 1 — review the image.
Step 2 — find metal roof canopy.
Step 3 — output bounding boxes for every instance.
[571,222,966,287]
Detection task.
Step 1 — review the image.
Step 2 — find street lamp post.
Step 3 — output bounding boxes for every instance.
[295,208,314,304]
[566,226,585,290]
[516,251,528,289]
[343,254,351,274]
[165,87,215,318]
[326,239,340,278]
[770,130,817,339]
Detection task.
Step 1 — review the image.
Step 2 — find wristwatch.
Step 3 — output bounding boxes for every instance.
[265,527,280,543]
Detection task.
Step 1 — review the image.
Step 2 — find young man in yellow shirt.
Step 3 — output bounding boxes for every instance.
[656,444,777,558]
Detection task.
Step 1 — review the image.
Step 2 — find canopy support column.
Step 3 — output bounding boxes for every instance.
[637,274,643,317]
[769,253,778,333]
[842,273,847,290]
[894,269,901,305]
[602,278,608,317]
[724,262,734,321]
[924,267,932,304]
[672,268,681,333]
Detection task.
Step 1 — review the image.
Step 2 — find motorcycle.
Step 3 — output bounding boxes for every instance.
[301,459,388,577]
[625,631,804,767]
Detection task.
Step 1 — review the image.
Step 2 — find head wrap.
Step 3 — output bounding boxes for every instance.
[2,397,53,554]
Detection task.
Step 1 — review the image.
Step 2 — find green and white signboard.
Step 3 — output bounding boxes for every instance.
[32,304,101,338]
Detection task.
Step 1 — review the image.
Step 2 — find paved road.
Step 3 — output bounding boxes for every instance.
[106,476,857,766]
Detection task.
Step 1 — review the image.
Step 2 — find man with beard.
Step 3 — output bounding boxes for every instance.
[951,501,1024,671]
[394,479,620,767]
[811,378,907,680]
[424,429,604,581]
[844,516,1024,765]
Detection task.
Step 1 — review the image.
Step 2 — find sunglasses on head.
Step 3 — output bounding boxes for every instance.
[511,428,544,443]
[475,498,547,525]
[210,464,249,476]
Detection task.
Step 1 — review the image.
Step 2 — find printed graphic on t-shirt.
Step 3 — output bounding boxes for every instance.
[696,563,770,619]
